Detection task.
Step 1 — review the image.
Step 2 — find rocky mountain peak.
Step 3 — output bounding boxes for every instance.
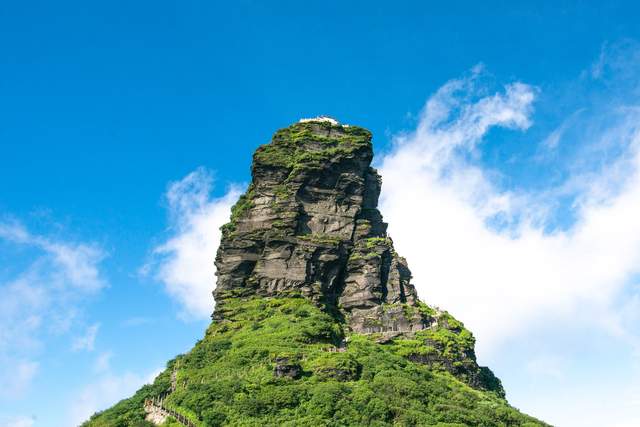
[214,120,422,334]
[84,120,547,427]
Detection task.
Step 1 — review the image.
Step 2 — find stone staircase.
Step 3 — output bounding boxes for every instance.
[144,364,197,427]
[144,394,196,427]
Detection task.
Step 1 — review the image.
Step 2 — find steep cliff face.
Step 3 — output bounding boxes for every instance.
[213,120,422,335]
[83,119,547,427]
[212,119,497,390]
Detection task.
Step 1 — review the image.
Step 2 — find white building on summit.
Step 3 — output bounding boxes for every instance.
[298,116,340,125]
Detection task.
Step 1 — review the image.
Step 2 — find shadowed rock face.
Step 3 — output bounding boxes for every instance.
[213,120,423,334]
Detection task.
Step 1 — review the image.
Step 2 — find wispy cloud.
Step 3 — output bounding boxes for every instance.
[539,108,584,152]
[0,221,105,292]
[378,52,640,426]
[144,168,242,320]
[0,220,106,399]
[72,323,100,352]
[380,62,640,351]
[589,39,640,92]
[67,367,160,426]
[0,415,35,427]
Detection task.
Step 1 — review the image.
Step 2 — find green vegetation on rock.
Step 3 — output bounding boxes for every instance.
[363,237,391,249]
[253,122,372,174]
[84,297,546,427]
[220,185,256,235]
[298,233,343,245]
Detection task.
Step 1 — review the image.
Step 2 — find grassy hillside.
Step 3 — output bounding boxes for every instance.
[83,296,546,427]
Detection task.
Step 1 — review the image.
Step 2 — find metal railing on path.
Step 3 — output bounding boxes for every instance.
[144,394,196,427]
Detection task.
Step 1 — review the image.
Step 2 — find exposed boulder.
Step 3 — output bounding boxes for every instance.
[273,357,302,379]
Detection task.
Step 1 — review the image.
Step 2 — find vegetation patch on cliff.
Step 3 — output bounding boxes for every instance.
[220,185,255,235]
[253,122,372,175]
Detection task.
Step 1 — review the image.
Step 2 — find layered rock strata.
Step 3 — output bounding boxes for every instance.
[213,119,424,335]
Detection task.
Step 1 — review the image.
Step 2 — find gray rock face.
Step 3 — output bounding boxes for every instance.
[273,357,302,379]
[213,120,425,334]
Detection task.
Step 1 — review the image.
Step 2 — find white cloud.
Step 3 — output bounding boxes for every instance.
[0,221,106,399]
[147,168,242,320]
[0,222,105,292]
[68,369,159,426]
[72,323,100,352]
[379,67,640,351]
[378,65,640,425]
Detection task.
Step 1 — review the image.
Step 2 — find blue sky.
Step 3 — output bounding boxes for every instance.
[2,2,640,426]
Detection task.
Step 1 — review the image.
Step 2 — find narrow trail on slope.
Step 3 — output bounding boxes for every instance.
[144,394,196,427]
[144,364,197,427]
